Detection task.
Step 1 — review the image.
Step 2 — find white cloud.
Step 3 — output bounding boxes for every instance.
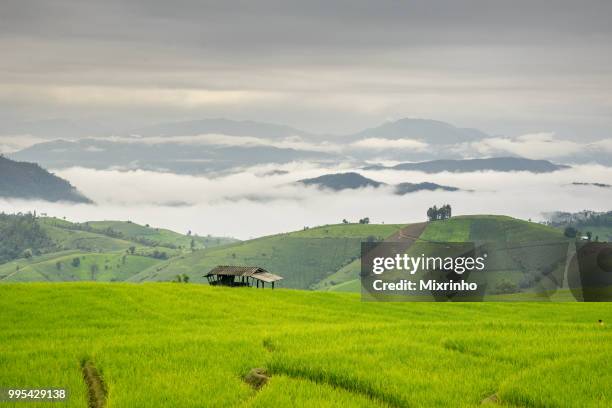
[87,134,340,154]
[351,137,428,151]
[590,138,612,153]
[0,162,609,240]
[456,132,611,160]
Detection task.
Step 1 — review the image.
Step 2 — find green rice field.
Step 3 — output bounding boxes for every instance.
[0,283,610,407]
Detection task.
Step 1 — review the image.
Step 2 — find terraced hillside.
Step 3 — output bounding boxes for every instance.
[129,224,405,289]
[0,216,236,282]
[321,215,568,293]
[0,283,609,407]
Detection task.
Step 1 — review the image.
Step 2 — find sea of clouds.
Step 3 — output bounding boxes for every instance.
[0,162,611,240]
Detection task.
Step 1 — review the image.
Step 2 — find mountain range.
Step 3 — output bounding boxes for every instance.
[4,117,607,173]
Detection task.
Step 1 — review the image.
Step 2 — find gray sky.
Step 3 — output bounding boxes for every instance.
[1,0,612,138]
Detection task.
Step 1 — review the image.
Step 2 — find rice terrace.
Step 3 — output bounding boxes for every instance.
[1,215,611,407]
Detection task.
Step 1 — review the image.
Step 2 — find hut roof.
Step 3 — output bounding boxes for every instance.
[205,265,283,282]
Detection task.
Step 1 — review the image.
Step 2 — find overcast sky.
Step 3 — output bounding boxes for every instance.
[1,0,612,138]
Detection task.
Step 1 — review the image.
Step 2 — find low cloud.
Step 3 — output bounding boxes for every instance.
[454,132,612,161]
[0,162,609,240]
[351,137,429,151]
[0,135,49,153]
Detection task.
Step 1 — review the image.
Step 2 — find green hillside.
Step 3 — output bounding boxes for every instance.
[84,220,237,249]
[0,215,237,283]
[0,251,162,282]
[40,219,135,252]
[40,218,237,250]
[129,224,404,288]
[0,283,610,407]
[420,214,564,243]
[0,213,55,263]
[321,215,568,294]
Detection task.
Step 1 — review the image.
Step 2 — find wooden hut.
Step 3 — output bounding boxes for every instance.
[204,266,283,289]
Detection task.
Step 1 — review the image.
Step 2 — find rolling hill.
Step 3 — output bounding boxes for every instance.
[1,215,571,292]
[320,215,567,294]
[0,156,91,202]
[128,223,405,288]
[0,215,238,282]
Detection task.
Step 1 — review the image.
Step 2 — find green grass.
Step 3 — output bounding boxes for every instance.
[84,220,237,249]
[420,215,564,243]
[0,283,610,407]
[0,252,163,282]
[420,217,472,242]
[39,220,135,252]
[39,218,237,251]
[290,224,404,239]
[129,224,405,289]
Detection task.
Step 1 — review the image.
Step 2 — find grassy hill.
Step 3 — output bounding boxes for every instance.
[0,215,571,292]
[39,218,136,252]
[0,216,237,282]
[0,251,162,282]
[0,283,609,407]
[420,214,564,243]
[129,223,404,288]
[40,218,237,250]
[320,215,568,294]
[0,213,56,263]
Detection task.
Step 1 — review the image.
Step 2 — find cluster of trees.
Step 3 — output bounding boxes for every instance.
[124,246,168,260]
[173,273,190,283]
[0,213,54,263]
[427,204,452,221]
[341,217,370,224]
[149,250,169,260]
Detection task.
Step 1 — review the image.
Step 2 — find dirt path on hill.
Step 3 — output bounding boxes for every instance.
[385,222,428,243]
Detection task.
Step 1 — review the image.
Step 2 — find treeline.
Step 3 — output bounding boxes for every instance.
[574,211,612,229]
[0,213,54,263]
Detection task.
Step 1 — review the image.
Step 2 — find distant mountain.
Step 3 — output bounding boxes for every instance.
[130,118,312,139]
[347,118,490,144]
[297,172,384,190]
[367,157,569,173]
[394,182,459,195]
[0,156,91,203]
[11,138,337,174]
